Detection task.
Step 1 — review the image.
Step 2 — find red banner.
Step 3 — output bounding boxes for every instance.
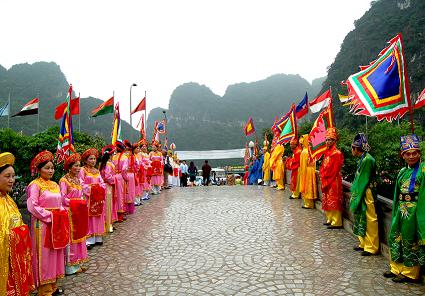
[89,184,105,216]
[8,225,35,295]
[44,209,70,249]
[69,199,89,243]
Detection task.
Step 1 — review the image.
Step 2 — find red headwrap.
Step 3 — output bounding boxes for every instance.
[30,150,54,176]
[64,153,81,171]
[81,148,99,161]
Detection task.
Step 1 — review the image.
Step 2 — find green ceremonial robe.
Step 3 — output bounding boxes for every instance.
[388,161,425,267]
[349,152,376,237]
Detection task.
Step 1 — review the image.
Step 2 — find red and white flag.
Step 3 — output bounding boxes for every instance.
[309,89,331,113]
[131,97,146,114]
[414,88,425,110]
[12,98,39,117]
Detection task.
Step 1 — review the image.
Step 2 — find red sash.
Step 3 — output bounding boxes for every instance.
[89,184,105,216]
[8,225,35,296]
[146,166,153,177]
[44,209,70,249]
[173,168,179,177]
[69,199,89,243]
[152,160,163,176]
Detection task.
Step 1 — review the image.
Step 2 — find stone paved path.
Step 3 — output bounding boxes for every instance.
[61,186,425,295]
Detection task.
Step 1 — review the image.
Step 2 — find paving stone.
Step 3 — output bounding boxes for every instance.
[59,186,425,295]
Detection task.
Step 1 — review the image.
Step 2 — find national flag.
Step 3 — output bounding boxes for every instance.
[131,97,146,114]
[11,98,39,117]
[295,92,309,119]
[346,34,411,122]
[273,104,297,145]
[308,103,335,160]
[414,88,425,110]
[157,120,166,134]
[111,103,121,145]
[309,89,331,113]
[56,86,75,163]
[91,97,114,117]
[0,102,9,117]
[243,117,255,136]
[54,97,80,120]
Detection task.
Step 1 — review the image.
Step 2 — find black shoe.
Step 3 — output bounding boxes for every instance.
[87,244,94,250]
[52,288,65,295]
[392,274,421,283]
[289,196,296,199]
[323,222,331,226]
[95,241,103,246]
[361,251,373,256]
[302,206,312,209]
[383,271,396,278]
[353,247,363,251]
[327,225,343,229]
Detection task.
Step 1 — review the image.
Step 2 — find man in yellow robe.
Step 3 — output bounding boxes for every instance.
[299,134,317,209]
[270,145,285,190]
[262,146,271,186]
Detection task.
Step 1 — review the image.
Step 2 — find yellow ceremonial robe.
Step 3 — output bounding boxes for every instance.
[270,145,285,189]
[262,151,271,181]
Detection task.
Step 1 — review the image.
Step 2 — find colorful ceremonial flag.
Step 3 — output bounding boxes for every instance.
[309,103,334,160]
[0,102,9,117]
[338,94,349,103]
[111,103,121,145]
[157,120,166,134]
[273,104,297,145]
[295,92,309,119]
[54,97,80,120]
[56,86,75,163]
[345,34,411,122]
[243,117,255,136]
[414,88,425,110]
[11,98,39,117]
[91,97,114,117]
[309,89,331,113]
[131,97,146,114]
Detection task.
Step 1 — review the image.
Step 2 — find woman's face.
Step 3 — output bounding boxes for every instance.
[86,155,97,167]
[40,161,55,180]
[0,166,15,194]
[141,145,147,153]
[402,149,421,167]
[70,161,81,176]
[134,147,140,154]
[325,138,336,148]
[152,146,157,152]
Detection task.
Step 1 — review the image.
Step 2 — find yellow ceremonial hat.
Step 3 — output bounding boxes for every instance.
[0,152,15,167]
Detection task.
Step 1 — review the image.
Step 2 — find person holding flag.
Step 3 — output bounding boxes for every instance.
[349,133,380,257]
[285,138,301,199]
[299,135,317,209]
[319,128,344,229]
[383,134,425,283]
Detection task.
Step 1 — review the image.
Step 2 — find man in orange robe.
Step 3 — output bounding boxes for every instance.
[285,138,302,199]
[319,127,344,229]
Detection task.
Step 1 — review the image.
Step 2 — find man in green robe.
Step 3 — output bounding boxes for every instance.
[383,134,425,283]
[349,133,379,256]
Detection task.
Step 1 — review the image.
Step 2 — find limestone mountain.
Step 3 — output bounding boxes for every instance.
[147,74,325,151]
[0,61,139,141]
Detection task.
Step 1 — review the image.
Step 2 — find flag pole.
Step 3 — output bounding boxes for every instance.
[365,116,368,136]
[37,93,40,134]
[78,92,81,133]
[7,92,10,129]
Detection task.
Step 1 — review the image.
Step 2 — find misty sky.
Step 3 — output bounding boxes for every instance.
[0,0,371,127]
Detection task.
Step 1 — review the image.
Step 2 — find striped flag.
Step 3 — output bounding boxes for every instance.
[91,97,114,117]
[309,89,331,113]
[56,86,75,163]
[11,98,39,117]
[0,102,9,117]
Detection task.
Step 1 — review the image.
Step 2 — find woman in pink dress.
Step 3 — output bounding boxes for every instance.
[27,150,68,296]
[123,140,136,214]
[59,153,89,275]
[99,145,117,232]
[79,148,106,249]
[140,141,151,200]
[149,141,164,195]
[112,141,128,222]
[133,144,143,206]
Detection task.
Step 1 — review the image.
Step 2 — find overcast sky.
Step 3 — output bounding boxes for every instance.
[1,0,371,127]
